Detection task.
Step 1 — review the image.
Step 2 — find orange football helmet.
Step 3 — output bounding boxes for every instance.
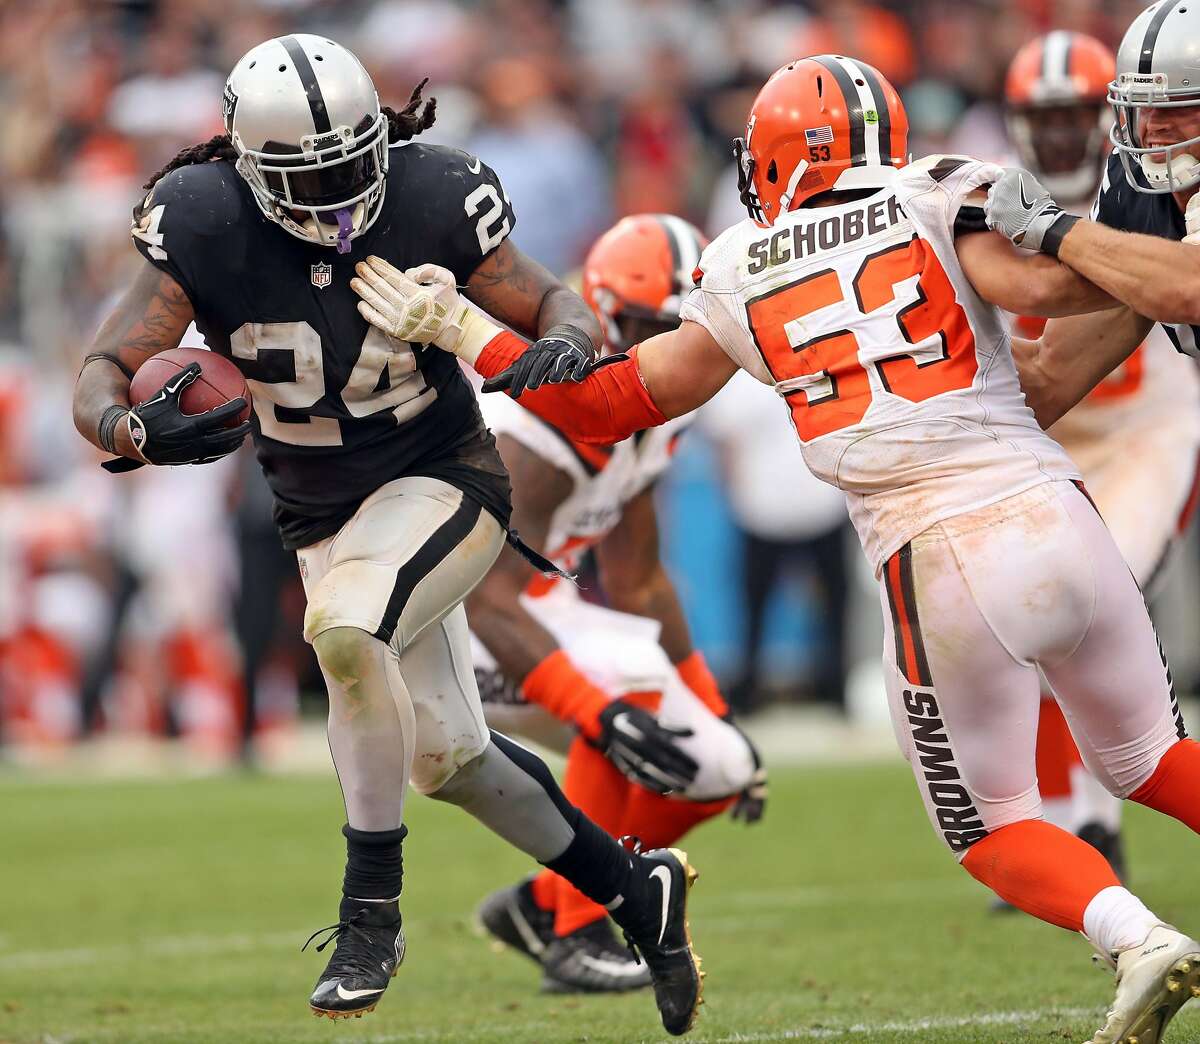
[1005,31,1115,202]
[581,214,708,352]
[734,55,908,225]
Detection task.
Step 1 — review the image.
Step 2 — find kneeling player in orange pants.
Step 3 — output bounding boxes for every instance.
[468,216,765,993]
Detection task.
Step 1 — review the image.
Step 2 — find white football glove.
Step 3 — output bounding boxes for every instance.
[1185,192,1200,244]
[984,167,1080,255]
[351,257,469,345]
[351,258,502,364]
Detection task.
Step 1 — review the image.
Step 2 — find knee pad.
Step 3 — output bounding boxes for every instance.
[312,625,380,689]
[304,561,395,645]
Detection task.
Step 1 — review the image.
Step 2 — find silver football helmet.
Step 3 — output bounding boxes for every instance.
[223,34,388,251]
[1109,0,1200,193]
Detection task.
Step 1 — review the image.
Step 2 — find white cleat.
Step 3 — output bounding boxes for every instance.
[1087,925,1200,1044]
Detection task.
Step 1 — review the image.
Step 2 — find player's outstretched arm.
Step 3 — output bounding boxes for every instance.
[1054,220,1200,326]
[1013,305,1155,428]
[73,262,194,458]
[955,231,1116,317]
[985,166,1200,325]
[476,321,738,443]
[349,257,737,442]
[464,238,603,352]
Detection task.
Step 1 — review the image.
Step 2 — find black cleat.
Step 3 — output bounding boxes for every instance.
[305,897,404,1019]
[541,918,653,994]
[622,846,704,1036]
[476,878,555,964]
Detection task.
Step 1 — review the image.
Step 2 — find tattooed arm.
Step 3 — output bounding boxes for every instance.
[464,239,602,349]
[73,262,195,457]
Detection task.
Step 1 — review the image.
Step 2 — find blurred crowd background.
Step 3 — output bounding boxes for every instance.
[2,0,1198,764]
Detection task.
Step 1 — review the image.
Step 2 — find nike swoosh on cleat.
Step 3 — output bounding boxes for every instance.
[335,984,385,1001]
[649,865,673,947]
[578,953,651,976]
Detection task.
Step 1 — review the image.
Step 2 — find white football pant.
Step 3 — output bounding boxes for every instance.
[880,480,1185,858]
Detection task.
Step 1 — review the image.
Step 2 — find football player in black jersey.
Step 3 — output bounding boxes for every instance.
[982,0,1200,426]
[72,35,703,1037]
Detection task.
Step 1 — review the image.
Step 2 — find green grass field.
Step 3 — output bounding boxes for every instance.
[2,761,1199,1044]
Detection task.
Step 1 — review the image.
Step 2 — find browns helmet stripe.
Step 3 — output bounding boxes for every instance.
[656,214,704,297]
[281,36,332,134]
[855,60,895,165]
[813,56,866,165]
[1140,0,1179,75]
[654,216,683,296]
[834,56,881,165]
[1041,29,1072,82]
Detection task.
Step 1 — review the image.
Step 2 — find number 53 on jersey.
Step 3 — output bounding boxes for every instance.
[747,234,978,442]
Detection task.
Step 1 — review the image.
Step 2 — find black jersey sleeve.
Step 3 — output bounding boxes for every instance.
[130,163,244,303]
[445,153,516,283]
[435,150,516,283]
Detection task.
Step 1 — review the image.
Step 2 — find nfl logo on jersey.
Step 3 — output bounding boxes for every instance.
[311,262,332,289]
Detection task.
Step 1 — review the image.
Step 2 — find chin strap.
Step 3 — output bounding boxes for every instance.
[334,207,354,254]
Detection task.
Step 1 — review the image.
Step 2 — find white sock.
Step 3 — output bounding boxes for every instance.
[1083,886,1161,956]
[1042,796,1073,832]
[1072,769,1123,833]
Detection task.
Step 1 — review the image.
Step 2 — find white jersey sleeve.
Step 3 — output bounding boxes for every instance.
[679,221,774,385]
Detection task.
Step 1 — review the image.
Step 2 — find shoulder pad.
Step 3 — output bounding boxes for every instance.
[388,141,480,182]
[135,161,246,239]
[694,219,751,289]
[908,154,975,181]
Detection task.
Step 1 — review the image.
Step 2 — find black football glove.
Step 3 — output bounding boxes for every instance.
[481,323,601,397]
[726,714,767,824]
[595,700,699,795]
[101,363,251,473]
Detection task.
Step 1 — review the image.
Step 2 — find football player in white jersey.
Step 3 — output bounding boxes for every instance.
[1001,31,1200,896]
[351,55,1200,1044]
[468,215,764,994]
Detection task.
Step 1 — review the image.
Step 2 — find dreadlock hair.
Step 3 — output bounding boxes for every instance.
[141,78,437,191]
[381,77,437,144]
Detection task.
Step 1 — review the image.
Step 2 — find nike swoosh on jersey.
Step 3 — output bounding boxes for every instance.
[649,864,673,947]
[467,157,482,174]
[335,984,386,1001]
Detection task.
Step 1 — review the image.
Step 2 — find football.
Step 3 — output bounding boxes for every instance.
[129,347,251,425]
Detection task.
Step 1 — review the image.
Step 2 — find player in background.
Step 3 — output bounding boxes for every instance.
[986,0,1200,423]
[356,56,1200,1043]
[469,215,765,994]
[71,35,703,1037]
[1000,31,1200,893]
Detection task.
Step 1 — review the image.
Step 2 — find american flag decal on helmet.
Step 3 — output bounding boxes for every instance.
[805,125,835,146]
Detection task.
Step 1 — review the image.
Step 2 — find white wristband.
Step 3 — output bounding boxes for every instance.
[448,308,504,366]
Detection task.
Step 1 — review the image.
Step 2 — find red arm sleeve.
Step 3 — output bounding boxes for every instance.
[474,332,667,444]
